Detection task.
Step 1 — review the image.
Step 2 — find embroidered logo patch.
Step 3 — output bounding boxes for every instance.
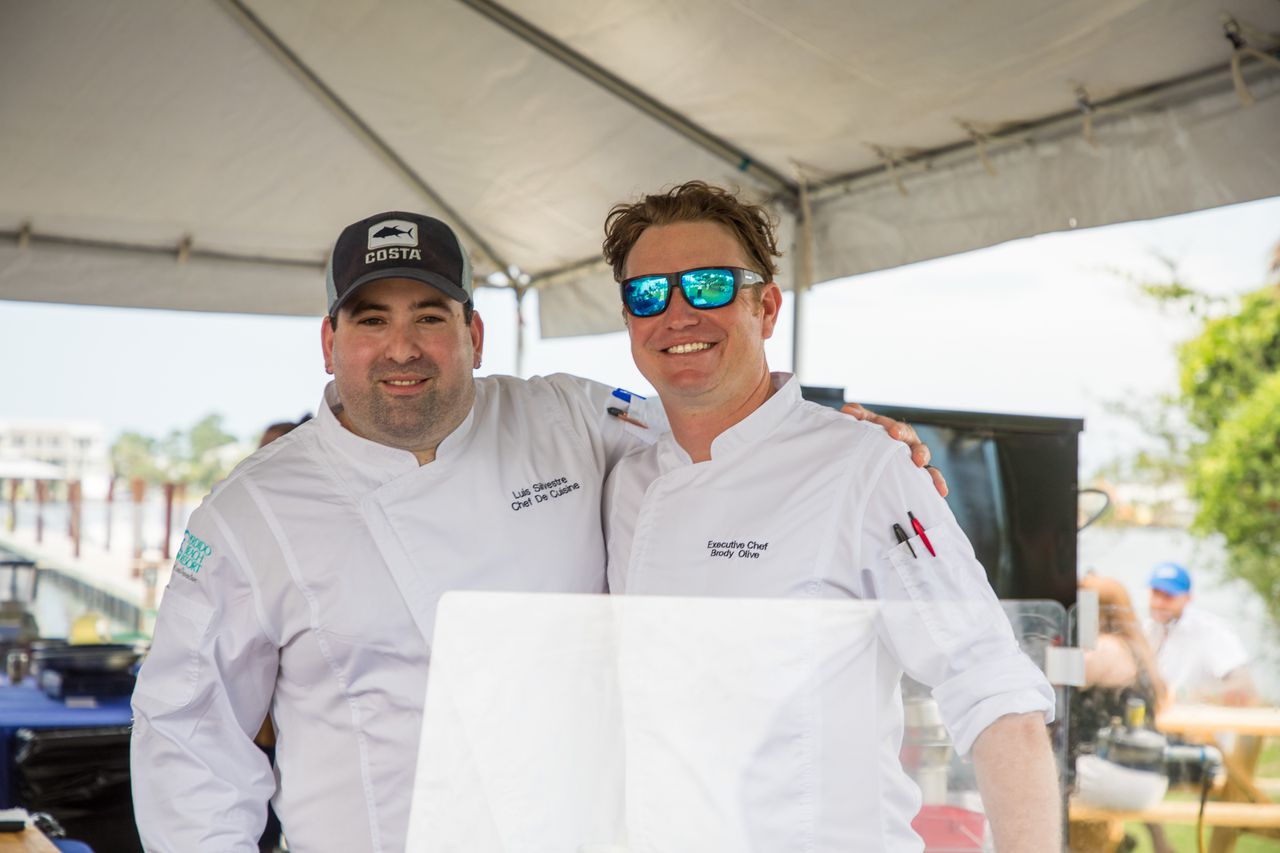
[367,219,419,250]
[174,529,212,580]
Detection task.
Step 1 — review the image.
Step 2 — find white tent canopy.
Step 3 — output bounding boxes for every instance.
[3,0,1279,361]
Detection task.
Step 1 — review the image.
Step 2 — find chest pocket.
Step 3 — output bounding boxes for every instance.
[135,592,215,707]
[885,524,1009,658]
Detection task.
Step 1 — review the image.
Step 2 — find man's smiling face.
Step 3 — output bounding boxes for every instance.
[623,221,780,411]
[321,277,481,456]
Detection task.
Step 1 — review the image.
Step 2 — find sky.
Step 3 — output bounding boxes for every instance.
[1,194,1277,477]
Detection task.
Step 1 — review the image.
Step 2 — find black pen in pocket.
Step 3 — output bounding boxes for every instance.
[892,523,917,558]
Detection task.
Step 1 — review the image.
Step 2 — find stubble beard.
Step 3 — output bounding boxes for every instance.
[343,368,475,453]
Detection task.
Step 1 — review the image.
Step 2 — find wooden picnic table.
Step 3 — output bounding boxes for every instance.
[0,826,59,852]
[1069,704,1280,853]
[1158,704,1280,739]
[1158,704,1280,853]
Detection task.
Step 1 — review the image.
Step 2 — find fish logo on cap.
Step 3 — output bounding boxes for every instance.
[367,219,419,250]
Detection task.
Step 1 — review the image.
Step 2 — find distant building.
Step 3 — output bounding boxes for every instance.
[0,418,111,494]
[1087,476,1196,528]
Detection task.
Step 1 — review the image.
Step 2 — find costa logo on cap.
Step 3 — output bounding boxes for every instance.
[327,211,474,316]
[367,219,419,250]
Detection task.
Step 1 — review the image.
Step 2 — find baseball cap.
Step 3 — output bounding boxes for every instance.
[1148,562,1191,595]
[325,211,473,316]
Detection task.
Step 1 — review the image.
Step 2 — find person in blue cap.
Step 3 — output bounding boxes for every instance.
[1144,562,1257,705]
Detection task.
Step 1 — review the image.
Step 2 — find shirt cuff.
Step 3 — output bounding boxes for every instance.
[932,656,1056,755]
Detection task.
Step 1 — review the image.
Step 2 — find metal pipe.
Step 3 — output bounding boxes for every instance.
[217,0,512,274]
[791,179,815,381]
[456,0,795,198]
[514,285,528,378]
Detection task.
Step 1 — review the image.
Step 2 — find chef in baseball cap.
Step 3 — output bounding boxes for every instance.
[326,211,474,314]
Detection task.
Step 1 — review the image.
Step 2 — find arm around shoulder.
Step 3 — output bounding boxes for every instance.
[543,373,666,469]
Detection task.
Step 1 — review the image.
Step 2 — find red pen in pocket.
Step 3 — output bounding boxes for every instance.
[907,511,936,557]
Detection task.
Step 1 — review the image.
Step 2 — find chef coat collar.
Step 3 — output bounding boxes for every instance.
[316,380,479,483]
[656,372,798,471]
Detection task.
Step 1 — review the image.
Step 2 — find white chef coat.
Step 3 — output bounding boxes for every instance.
[1144,605,1250,702]
[604,373,1055,852]
[131,374,659,853]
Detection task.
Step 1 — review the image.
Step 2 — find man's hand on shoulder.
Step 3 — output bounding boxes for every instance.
[842,403,948,497]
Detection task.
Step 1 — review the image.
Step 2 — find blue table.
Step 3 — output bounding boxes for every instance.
[0,680,132,807]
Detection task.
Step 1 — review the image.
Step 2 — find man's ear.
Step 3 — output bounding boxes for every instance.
[470,310,485,369]
[759,283,783,339]
[320,315,335,374]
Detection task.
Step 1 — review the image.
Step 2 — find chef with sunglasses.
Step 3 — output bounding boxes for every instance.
[603,181,1059,852]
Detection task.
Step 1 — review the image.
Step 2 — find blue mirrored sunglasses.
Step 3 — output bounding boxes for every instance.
[619,266,766,317]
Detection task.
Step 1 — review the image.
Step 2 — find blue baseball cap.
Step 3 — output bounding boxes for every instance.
[1149,562,1191,595]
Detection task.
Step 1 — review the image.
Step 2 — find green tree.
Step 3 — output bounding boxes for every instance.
[1181,288,1280,625]
[110,431,163,484]
[184,414,239,491]
[110,415,242,493]
[1113,248,1280,628]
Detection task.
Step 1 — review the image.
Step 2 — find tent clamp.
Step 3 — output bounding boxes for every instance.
[176,234,193,265]
[1074,86,1098,148]
[865,144,930,197]
[1222,14,1280,107]
[1223,16,1247,51]
[17,222,31,250]
[956,121,1000,177]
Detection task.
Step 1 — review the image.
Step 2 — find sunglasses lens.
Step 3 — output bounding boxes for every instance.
[623,275,670,317]
[682,268,736,309]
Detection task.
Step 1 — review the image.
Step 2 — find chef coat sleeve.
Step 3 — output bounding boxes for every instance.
[543,373,667,470]
[853,444,1055,756]
[131,503,278,852]
[1208,618,1251,678]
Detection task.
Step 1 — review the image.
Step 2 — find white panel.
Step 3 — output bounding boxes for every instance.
[811,75,1280,284]
[536,265,624,339]
[0,242,325,317]
[1078,588,1100,650]
[407,592,879,853]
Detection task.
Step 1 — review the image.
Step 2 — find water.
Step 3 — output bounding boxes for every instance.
[31,573,137,640]
[4,497,180,640]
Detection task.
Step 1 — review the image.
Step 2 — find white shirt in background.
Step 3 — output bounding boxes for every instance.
[1145,604,1250,702]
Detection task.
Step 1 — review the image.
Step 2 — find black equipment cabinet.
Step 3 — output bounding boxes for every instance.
[12,725,143,853]
[803,387,1083,610]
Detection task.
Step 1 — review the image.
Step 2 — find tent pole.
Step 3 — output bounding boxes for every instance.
[457,0,795,198]
[791,282,804,380]
[514,285,527,378]
[217,0,511,275]
[791,177,815,381]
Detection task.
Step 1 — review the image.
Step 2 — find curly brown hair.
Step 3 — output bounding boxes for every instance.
[601,181,782,283]
[1080,573,1169,713]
